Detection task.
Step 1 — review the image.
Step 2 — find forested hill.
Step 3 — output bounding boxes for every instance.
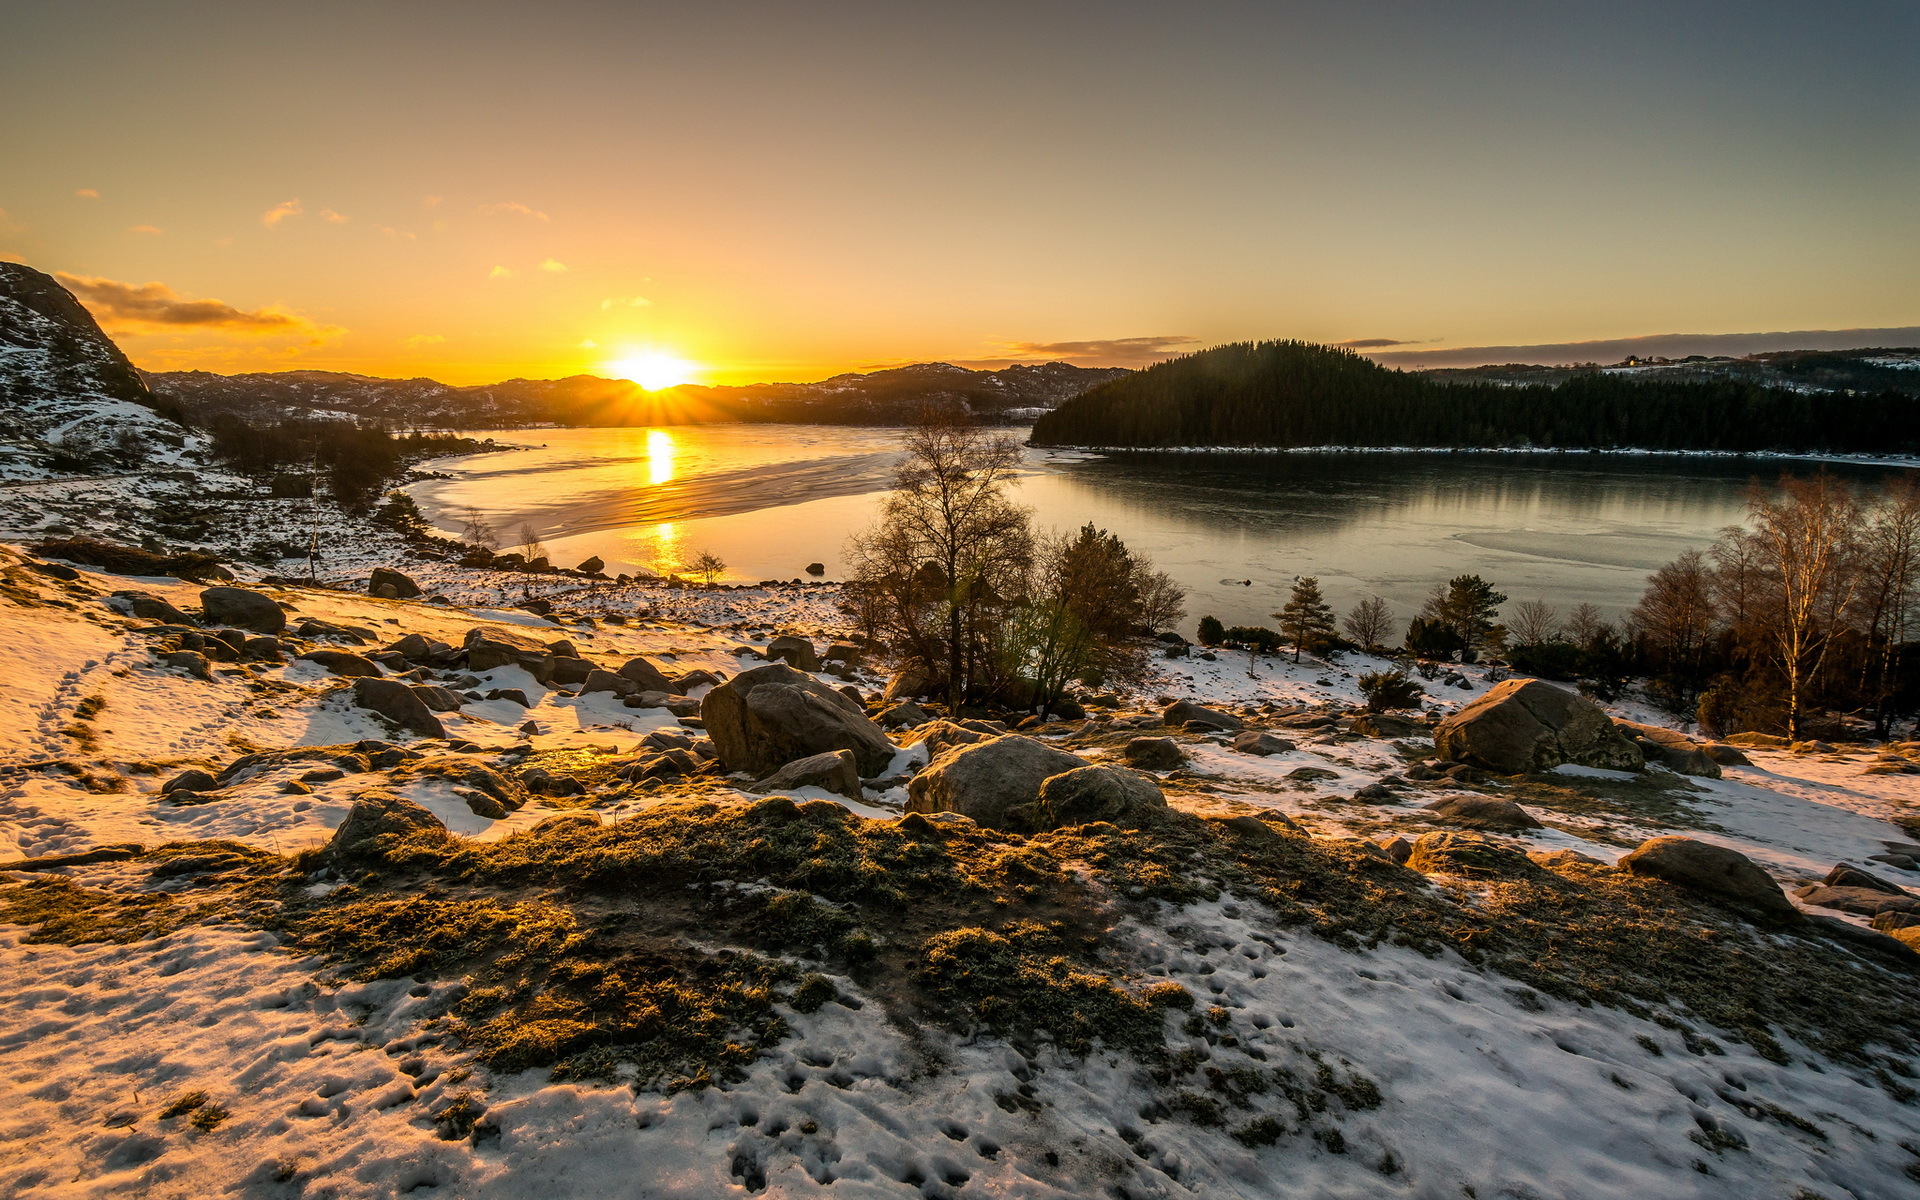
[1028,340,1920,453]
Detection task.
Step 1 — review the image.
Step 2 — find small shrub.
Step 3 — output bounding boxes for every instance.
[1358,670,1422,712]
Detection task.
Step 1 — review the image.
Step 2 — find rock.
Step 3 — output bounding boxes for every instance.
[882,668,931,703]
[1373,835,1413,864]
[350,678,447,739]
[242,636,285,662]
[489,688,531,707]
[764,635,820,671]
[411,685,465,712]
[904,734,1088,829]
[464,626,556,681]
[1287,766,1339,782]
[112,590,193,624]
[1220,813,1303,840]
[618,749,702,781]
[625,691,701,716]
[1434,679,1643,775]
[1801,914,1920,960]
[1404,764,1443,781]
[549,656,596,686]
[368,567,421,598]
[675,669,723,691]
[576,555,605,574]
[616,656,681,694]
[822,643,865,668]
[1406,831,1532,876]
[1702,743,1752,767]
[1873,911,1920,932]
[1529,848,1605,869]
[520,766,586,797]
[878,701,933,728]
[1123,736,1187,770]
[1616,720,1722,778]
[1230,731,1295,756]
[1010,765,1167,831]
[1353,714,1419,739]
[912,719,992,758]
[162,769,218,795]
[754,749,862,799]
[1161,700,1243,731]
[1422,795,1541,829]
[199,586,286,634]
[581,669,638,697]
[1442,763,1489,784]
[299,649,383,677]
[1351,783,1399,804]
[805,562,826,575]
[399,757,528,809]
[1723,731,1790,749]
[1824,863,1908,894]
[1619,836,1799,921]
[388,633,433,659]
[701,662,896,776]
[160,650,211,679]
[326,791,448,858]
[1791,885,1920,918]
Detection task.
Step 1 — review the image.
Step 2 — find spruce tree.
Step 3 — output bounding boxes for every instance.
[1276,576,1336,663]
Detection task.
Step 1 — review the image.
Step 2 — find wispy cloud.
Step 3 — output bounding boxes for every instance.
[479,201,549,221]
[600,295,651,309]
[979,334,1201,368]
[262,199,303,227]
[56,272,334,337]
[127,224,163,235]
[1364,327,1920,368]
[74,188,100,200]
[1335,337,1419,349]
[319,208,350,224]
[540,258,568,272]
[489,265,516,279]
[405,333,446,347]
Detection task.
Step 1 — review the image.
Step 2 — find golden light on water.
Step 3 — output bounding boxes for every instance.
[647,429,675,485]
[609,351,698,391]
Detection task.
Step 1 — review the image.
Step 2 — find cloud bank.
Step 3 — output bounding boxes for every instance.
[1366,327,1920,368]
[56,273,325,335]
[978,335,1201,368]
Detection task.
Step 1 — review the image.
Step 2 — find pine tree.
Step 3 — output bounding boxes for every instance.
[1196,615,1226,646]
[1275,576,1336,663]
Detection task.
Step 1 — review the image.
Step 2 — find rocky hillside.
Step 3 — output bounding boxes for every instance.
[148,360,1130,429]
[0,262,193,480]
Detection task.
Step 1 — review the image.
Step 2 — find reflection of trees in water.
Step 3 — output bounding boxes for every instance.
[1045,453,1906,535]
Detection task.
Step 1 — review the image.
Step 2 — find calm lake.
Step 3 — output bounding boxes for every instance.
[407,426,1910,636]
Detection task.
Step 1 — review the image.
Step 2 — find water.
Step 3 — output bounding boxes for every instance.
[406,426,1910,636]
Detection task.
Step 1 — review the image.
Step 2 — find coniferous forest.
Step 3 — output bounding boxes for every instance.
[1028,340,1920,453]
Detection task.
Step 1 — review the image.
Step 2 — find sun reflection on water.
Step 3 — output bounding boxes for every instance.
[647,429,675,485]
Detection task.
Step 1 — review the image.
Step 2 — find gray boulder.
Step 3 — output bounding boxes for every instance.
[1220,812,1304,840]
[1421,795,1543,830]
[1162,700,1243,731]
[878,701,933,728]
[369,566,422,599]
[411,684,466,712]
[300,649,383,678]
[113,590,194,624]
[464,625,557,681]
[1406,831,1531,877]
[701,662,895,776]
[199,586,286,634]
[160,650,211,679]
[326,791,449,858]
[351,677,447,739]
[576,555,605,575]
[1231,731,1296,756]
[616,656,681,694]
[581,668,638,697]
[1434,679,1643,775]
[1616,720,1722,778]
[549,655,596,686]
[1791,885,1920,918]
[904,734,1087,829]
[1012,765,1167,831]
[1123,736,1187,770]
[1619,836,1799,921]
[754,749,861,800]
[881,668,932,703]
[913,719,991,758]
[764,634,820,671]
[823,643,865,669]
[162,769,218,795]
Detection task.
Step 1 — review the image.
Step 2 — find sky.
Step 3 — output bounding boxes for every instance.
[1,1,1915,386]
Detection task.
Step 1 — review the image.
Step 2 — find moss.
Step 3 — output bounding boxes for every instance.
[159,1091,208,1118]
[916,921,1162,1055]
[189,1103,231,1132]
[0,878,213,945]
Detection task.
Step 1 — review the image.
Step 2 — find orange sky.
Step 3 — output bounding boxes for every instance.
[2,3,1914,386]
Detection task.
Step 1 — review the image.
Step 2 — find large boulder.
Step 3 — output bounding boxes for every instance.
[1791,884,1920,919]
[1616,720,1722,778]
[299,649,382,678]
[905,734,1087,828]
[1010,765,1167,831]
[368,566,421,599]
[465,626,555,682]
[616,656,681,694]
[326,791,449,858]
[1231,731,1295,757]
[1421,795,1543,830]
[882,668,932,704]
[700,662,895,776]
[1123,736,1187,770]
[1162,700,1243,731]
[1434,679,1643,775]
[1405,831,1531,877]
[754,749,861,800]
[1619,836,1799,922]
[112,590,194,624]
[913,719,992,758]
[581,668,638,697]
[764,635,820,671]
[351,677,447,739]
[199,586,285,634]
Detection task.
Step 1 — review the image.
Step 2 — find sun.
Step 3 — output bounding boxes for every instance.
[608,351,697,391]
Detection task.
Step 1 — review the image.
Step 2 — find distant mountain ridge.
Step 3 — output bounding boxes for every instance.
[146,359,1130,429]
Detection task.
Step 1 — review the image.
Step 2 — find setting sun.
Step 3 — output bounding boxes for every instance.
[608,351,697,391]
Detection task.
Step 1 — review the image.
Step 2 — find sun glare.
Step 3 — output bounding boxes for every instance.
[609,352,697,391]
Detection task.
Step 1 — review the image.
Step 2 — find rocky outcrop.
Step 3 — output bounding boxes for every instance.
[299,649,382,677]
[326,791,449,858]
[764,635,820,671]
[616,656,681,694]
[754,749,862,800]
[1619,836,1799,922]
[905,734,1087,828]
[1434,679,1642,775]
[1405,831,1531,876]
[199,586,286,634]
[111,590,194,624]
[351,677,447,739]
[1162,700,1243,731]
[465,626,555,680]
[1615,720,1722,778]
[700,663,895,776]
[368,566,421,599]
[1123,736,1187,770]
[1230,731,1295,756]
[1421,795,1542,830]
[1009,765,1167,831]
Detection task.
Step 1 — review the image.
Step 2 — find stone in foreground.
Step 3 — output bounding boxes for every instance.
[754,749,862,800]
[701,662,895,776]
[199,586,286,634]
[905,734,1087,829]
[351,677,447,739]
[1434,678,1642,775]
[1011,765,1167,831]
[1619,835,1800,922]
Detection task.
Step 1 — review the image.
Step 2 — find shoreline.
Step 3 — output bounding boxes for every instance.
[1026,443,1920,467]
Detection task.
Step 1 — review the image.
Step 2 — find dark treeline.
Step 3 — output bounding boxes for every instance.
[1029,341,1920,453]
[204,413,473,510]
